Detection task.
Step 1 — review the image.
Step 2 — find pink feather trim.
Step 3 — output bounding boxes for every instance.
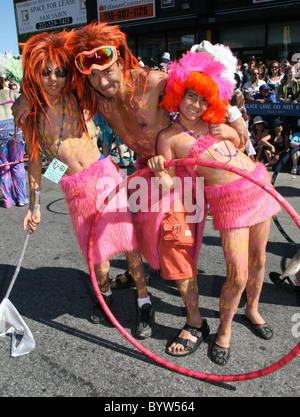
[166,51,233,101]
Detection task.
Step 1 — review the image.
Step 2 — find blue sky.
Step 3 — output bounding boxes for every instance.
[0,1,19,56]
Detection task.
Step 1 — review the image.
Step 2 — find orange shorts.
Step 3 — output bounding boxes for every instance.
[158,208,197,280]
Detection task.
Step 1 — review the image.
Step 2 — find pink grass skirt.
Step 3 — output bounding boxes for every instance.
[60,157,138,264]
[205,163,281,230]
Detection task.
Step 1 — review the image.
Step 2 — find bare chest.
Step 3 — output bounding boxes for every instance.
[99,96,171,161]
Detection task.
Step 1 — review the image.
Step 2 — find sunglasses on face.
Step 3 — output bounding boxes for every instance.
[75,46,120,75]
[41,67,68,77]
[271,66,279,69]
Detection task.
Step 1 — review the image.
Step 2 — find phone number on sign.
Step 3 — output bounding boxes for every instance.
[101,6,151,22]
[36,17,73,30]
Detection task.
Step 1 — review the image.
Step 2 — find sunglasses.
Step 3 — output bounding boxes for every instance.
[41,67,68,77]
[75,46,120,75]
[271,66,279,69]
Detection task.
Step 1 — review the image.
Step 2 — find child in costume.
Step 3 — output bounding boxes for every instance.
[148,50,281,364]
[21,31,154,339]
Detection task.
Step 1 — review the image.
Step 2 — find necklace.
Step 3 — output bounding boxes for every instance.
[40,94,66,160]
[175,117,239,162]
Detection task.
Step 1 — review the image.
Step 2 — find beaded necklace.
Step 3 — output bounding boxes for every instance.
[40,94,66,160]
[175,117,239,162]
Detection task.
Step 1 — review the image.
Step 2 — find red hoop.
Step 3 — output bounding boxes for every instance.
[87,158,300,382]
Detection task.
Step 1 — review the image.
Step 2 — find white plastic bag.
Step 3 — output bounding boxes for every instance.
[0,298,35,357]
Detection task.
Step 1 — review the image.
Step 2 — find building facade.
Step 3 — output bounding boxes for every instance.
[87,0,300,66]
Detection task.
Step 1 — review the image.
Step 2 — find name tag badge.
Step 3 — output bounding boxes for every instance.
[44,159,68,183]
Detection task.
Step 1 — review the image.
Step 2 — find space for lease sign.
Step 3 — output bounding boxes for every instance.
[15,0,87,34]
[97,0,155,24]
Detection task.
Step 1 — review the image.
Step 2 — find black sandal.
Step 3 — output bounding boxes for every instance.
[90,294,113,325]
[243,315,273,340]
[110,271,134,289]
[110,271,151,289]
[210,336,230,366]
[165,320,210,357]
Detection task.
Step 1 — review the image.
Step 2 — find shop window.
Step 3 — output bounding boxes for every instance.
[219,25,265,48]
[167,33,195,60]
[133,34,167,68]
[268,21,300,45]
[130,32,195,68]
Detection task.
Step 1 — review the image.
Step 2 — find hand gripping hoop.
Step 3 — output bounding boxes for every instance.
[87,158,300,382]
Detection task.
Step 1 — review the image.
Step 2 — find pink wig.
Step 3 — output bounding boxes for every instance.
[161,51,234,118]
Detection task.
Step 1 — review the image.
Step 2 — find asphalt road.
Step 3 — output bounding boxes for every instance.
[0,158,299,400]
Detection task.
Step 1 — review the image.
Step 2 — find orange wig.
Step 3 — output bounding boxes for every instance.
[21,30,76,160]
[65,22,141,116]
[161,71,227,124]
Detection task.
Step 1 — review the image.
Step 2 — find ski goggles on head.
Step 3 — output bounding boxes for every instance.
[75,46,120,74]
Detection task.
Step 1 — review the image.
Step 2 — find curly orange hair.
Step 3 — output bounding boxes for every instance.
[65,22,141,116]
[161,71,227,124]
[21,30,77,160]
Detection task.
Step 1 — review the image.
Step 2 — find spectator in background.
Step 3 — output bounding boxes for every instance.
[248,84,275,129]
[278,65,300,136]
[160,51,172,66]
[260,119,289,171]
[243,55,256,83]
[249,84,275,104]
[137,56,145,67]
[243,67,267,100]
[290,118,300,174]
[0,76,28,208]
[230,84,256,161]
[293,57,300,79]
[159,62,168,73]
[236,59,244,84]
[266,60,283,101]
[258,63,267,82]
[249,115,270,161]
[280,59,290,72]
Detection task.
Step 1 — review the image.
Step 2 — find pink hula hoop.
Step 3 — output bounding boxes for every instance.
[87,158,300,382]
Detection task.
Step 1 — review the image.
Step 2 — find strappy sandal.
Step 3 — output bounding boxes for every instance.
[110,271,151,289]
[210,336,230,366]
[165,320,210,357]
[243,315,274,340]
[110,271,134,289]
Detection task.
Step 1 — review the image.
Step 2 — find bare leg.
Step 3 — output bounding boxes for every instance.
[245,219,271,325]
[90,259,112,324]
[94,259,110,293]
[125,250,148,299]
[217,227,249,349]
[167,276,205,355]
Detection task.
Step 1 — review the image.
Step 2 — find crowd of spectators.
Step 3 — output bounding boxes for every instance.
[233,55,300,174]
